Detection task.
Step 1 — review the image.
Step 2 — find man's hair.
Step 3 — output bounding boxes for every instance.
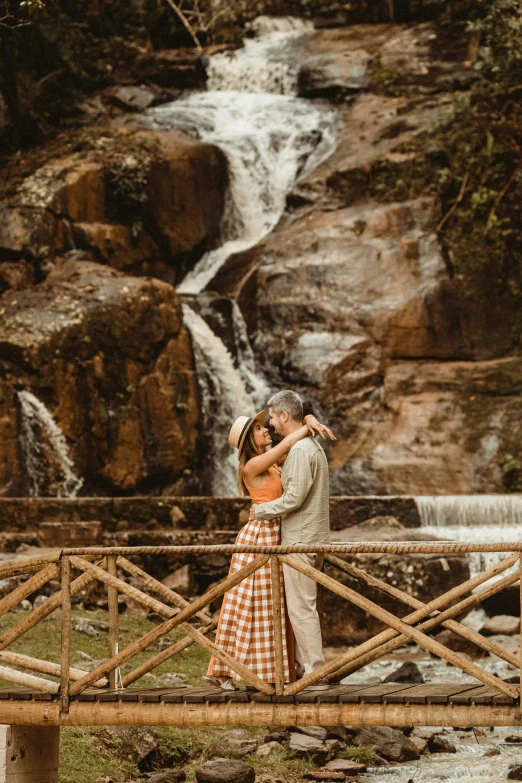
[267,390,303,422]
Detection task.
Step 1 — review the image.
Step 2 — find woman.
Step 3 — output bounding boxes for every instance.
[204,410,333,690]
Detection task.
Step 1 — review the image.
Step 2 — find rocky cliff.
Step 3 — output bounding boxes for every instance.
[1,19,520,497]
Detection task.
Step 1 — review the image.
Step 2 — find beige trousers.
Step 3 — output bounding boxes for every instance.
[283,552,326,676]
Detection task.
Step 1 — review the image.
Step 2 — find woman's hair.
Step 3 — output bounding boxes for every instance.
[237,425,261,496]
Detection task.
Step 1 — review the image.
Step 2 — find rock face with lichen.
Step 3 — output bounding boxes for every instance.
[0,259,198,495]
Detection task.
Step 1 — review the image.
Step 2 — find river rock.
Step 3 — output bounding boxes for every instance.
[322,517,469,645]
[324,759,367,774]
[302,773,345,782]
[288,733,329,764]
[428,734,456,754]
[97,726,161,771]
[196,759,255,783]
[293,727,328,741]
[256,742,280,759]
[507,764,522,780]
[210,730,259,759]
[480,615,520,636]
[482,586,521,618]
[431,630,484,660]
[349,726,420,762]
[0,260,198,495]
[147,771,186,783]
[383,661,424,684]
[112,85,157,112]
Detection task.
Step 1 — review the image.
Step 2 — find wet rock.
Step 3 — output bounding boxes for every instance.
[505,736,522,744]
[162,565,193,596]
[263,731,289,744]
[302,773,345,782]
[0,260,35,292]
[324,739,342,761]
[73,222,159,271]
[293,727,328,741]
[0,260,198,496]
[428,734,456,754]
[98,726,161,771]
[480,615,520,636]
[196,759,256,783]
[508,764,522,780]
[324,759,367,774]
[350,726,420,762]
[147,771,186,783]
[482,585,520,618]
[112,86,157,112]
[288,733,329,764]
[410,735,428,754]
[210,730,259,759]
[383,661,424,684]
[133,48,209,89]
[323,518,469,645]
[298,27,372,97]
[483,747,501,756]
[432,629,484,659]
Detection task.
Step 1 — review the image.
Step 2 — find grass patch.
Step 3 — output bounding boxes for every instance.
[340,745,378,765]
[59,726,137,783]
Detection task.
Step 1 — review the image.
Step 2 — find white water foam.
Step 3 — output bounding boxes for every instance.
[18,390,83,498]
[145,90,336,294]
[182,304,259,496]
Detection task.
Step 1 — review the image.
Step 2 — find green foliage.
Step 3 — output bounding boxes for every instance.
[468,0,522,86]
[341,745,378,764]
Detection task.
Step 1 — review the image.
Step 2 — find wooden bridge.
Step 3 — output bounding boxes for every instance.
[0,540,520,781]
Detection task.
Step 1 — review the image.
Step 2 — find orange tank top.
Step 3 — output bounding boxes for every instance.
[243,466,283,504]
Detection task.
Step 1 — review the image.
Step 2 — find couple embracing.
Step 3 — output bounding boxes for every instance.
[204,390,335,691]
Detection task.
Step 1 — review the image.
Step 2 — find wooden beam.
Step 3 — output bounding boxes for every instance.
[0,553,61,581]
[280,555,518,698]
[70,555,273,695]
[0,564,60,619]
[0,651,107,687]
[122,626,214,687]
[0,666,58,693]
[329,565,519,682]
[116,556,212,627]
[69,554,271,695]
[107,556,119,690]
[60,556,71,714]
[0,700,519,729]
[0,559,106,652]
[271,556,284,695]
[326,552,520,668]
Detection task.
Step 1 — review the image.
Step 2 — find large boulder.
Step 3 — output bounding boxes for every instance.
[321,517,470,645]
[347,726,420,762]
[0,259,198,495]
[0,128,227,290]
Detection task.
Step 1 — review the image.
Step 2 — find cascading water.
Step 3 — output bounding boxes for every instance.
[182,304,258,496]
[143,18,337,294]
[17,390,83,498]
[415,495,522,578]
[143,17,338,494]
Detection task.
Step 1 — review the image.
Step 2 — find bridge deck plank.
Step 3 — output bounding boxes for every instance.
[0,684,517,706]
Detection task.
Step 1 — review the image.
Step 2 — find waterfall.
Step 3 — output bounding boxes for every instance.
[182,304,260,496]
[415,495,522,527]
[17,390,83,498]
[231,301,270,409]
[416,495,522,579]
[143,20,337,295]
[143,17,338,494]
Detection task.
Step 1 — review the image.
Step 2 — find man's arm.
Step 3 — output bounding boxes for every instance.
[254,447,313,520]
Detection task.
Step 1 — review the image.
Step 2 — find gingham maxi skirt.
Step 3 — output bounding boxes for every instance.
[207,513,295,683]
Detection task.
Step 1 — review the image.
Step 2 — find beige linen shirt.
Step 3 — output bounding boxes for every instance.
[255,436,330,546]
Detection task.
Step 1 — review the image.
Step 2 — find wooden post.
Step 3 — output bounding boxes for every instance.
[107,557,119,689]
[60,557,71,715]
[270,556,284,695]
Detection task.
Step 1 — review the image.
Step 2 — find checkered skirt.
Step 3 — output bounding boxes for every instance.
[207,512,294,683]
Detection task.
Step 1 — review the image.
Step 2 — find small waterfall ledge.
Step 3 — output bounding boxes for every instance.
[17,390,83,498]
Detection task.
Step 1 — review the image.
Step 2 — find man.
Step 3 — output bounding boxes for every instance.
[253,390,331,689]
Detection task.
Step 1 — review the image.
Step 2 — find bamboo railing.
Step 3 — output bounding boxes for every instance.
[0,542,519,715]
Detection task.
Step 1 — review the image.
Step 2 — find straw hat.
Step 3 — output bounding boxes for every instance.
[229,410,266,453]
